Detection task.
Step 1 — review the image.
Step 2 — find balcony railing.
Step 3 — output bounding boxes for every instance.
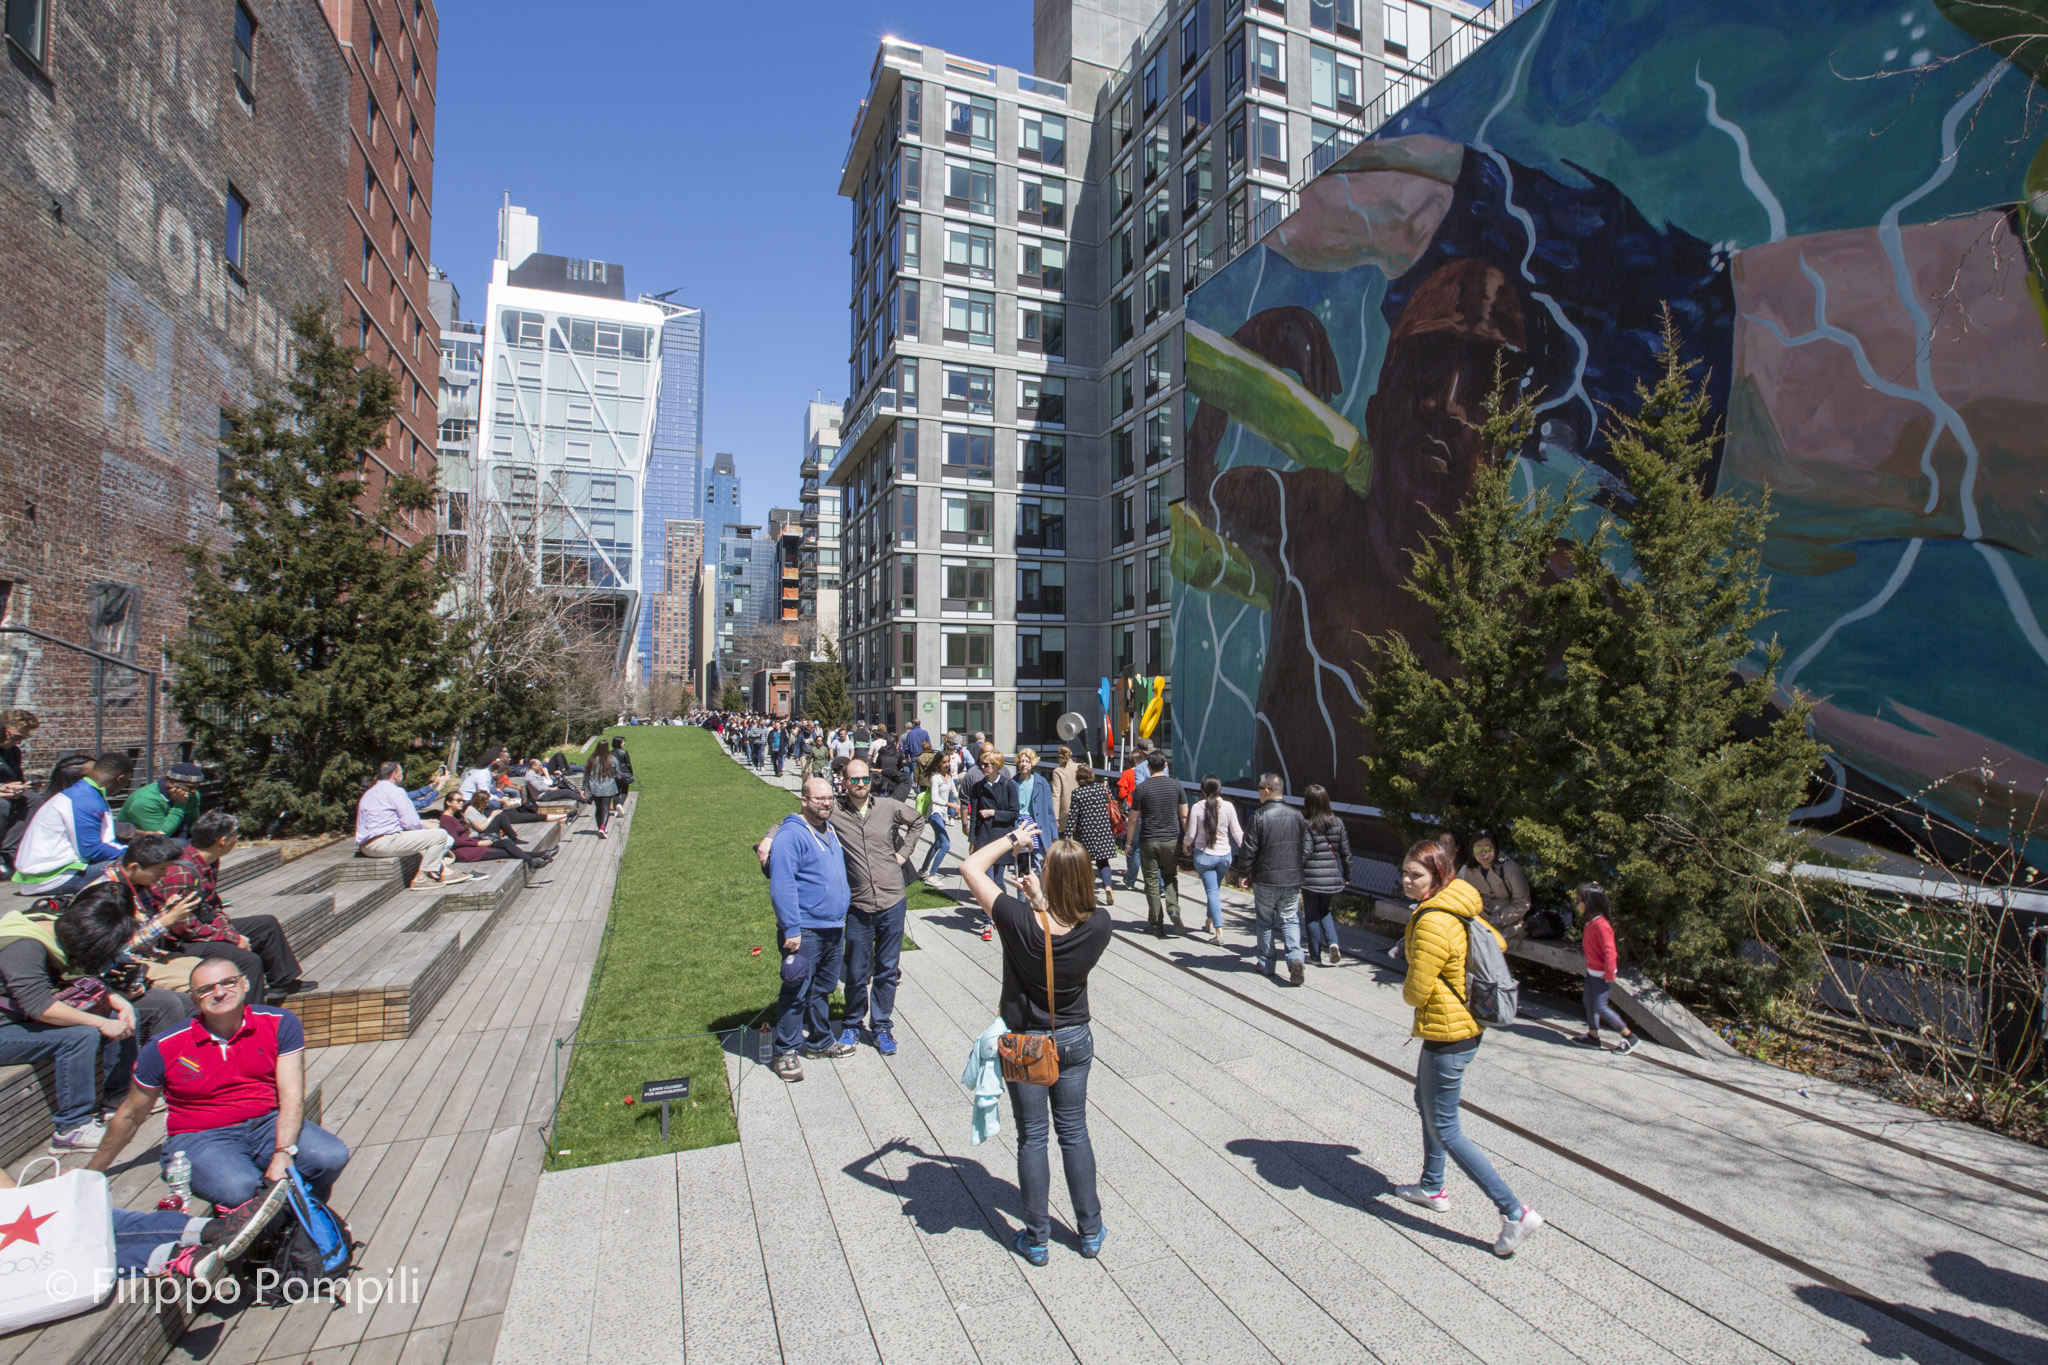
[835,387,899,474]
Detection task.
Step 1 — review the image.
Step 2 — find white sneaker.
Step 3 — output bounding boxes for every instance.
[1393,1183,1449,1213]
[1494,1206,1544,1257]
[50,1119,106,1153]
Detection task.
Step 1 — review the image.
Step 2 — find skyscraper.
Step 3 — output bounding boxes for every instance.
[638,304,706,679]
[705,452,743,548]
[798,401,845,650]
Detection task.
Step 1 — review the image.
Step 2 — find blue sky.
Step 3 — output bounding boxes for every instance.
[435,2,1035,520]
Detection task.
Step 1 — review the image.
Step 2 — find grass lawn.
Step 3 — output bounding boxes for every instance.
[547,724,950,1170]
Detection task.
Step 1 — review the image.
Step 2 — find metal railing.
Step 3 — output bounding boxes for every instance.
[1301,0,1521,182]
[836,386,900,465]
[0,625,161,781]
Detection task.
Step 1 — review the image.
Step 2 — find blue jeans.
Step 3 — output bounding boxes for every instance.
[1124,838,1141,887]
[1191,851,1233,928]
[773,926,843,1055]
[842,899,905,1034]
[1301,891,1340,959]
[771,750,785,776]
[170,1110,351,1208]
[1253,884,1303,968]
[113,1210,208,1276]
[919,813,951,874]
[0,1018,122,1131]
[1006,1023,1101,1245]
[1584,974,1629,1034]
[1414,1041,1521,1217]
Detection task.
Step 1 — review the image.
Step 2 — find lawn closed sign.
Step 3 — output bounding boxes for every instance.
[642,1077,690,1102]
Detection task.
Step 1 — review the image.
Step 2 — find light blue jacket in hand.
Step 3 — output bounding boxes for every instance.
[960,1017,1007,1145]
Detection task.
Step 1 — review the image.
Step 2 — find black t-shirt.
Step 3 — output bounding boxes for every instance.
[0,936,62,1024]
[1131,773,1185,843]
[992,892,1112,1032]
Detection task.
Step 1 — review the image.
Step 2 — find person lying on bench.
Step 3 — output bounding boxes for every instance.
[89,956,350,1208]
[0,884,193,1153]
[436,807,557,868]
[145,814,317,1004]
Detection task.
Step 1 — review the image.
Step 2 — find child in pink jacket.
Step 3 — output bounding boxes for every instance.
[1572,883,1637,1054]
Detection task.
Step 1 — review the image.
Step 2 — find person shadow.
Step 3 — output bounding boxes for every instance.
[1791,1260,2048,1365]
[843,1139,1023,1247]
[1224,1137,1496,1253]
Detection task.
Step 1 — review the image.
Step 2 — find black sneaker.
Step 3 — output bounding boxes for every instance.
[1568,1033,1603,1048]
[1616,1034,1639,1055]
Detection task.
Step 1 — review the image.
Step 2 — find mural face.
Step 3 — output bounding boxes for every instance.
[1176,0,2048,849]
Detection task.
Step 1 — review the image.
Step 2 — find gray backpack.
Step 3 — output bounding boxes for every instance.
[1427,910,1521,1027]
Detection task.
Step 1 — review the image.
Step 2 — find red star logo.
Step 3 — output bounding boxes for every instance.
[0,1205,54,1250]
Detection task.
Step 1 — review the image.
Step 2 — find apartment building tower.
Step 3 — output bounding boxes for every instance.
[834,0,1482,751]
[637,303,706,679]
[797,400,846,648]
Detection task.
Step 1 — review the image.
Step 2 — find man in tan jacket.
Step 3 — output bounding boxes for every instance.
[1049,744,1081,834]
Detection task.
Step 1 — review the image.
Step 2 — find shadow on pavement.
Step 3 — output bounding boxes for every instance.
[843,1138,1021,1246]
[1224,1137,1493,1252]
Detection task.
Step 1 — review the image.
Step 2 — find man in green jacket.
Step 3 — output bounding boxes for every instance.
[117,763,202,840]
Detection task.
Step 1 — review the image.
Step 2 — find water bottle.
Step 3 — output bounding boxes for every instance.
[160,1150,191,1212]
[758,1022,773,1065]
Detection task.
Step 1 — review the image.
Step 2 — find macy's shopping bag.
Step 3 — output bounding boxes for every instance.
[0,1159,116,1333]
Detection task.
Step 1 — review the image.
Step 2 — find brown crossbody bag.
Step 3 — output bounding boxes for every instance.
[997,909,1061,1085]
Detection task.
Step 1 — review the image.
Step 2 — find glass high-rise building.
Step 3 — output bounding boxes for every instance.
[638,305,706,680]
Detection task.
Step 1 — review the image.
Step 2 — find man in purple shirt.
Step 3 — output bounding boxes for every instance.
[354,762,469,889]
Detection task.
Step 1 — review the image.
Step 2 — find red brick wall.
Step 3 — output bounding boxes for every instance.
[0,0,354,775]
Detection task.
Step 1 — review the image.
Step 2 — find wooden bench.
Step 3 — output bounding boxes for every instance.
[0,1084,323,1365]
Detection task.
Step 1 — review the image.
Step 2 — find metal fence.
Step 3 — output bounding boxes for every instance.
[0,625,165,782]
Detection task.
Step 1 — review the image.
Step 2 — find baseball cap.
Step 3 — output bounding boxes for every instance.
[780,948,811,985]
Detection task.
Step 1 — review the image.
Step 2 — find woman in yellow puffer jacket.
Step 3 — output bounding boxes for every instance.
[1394,838,1544,1258]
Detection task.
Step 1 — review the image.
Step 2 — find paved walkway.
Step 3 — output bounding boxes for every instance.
[167,795,637,1365]
[499,748,2048,1365]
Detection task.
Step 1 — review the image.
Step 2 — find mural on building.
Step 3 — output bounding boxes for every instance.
[1175,0,2048,848]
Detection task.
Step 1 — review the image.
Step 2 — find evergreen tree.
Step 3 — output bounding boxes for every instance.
[719,680,747,712]
[171,307,467,833]
[802,639,851,728]
[1358,314,1823,1001]
[1515,315,1823,994]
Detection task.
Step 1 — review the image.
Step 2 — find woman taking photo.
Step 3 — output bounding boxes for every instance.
[1062,765,1119,906]
[961,820,1111,1265]
[1181,775,1242,944]
[1394,837,1544,1257]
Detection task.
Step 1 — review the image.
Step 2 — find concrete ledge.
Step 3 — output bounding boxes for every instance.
[216,843,281,889]
[1365,898,1739,1060]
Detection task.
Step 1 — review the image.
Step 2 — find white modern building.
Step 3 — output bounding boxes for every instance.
[798,399,845,648]
[476,201,668,673]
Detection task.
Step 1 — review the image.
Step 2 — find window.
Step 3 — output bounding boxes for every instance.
[942,561,994,613]
[1018,375,1065,426]
[897,280,921,340]
[1115,160,1134,215]
[1115,227,1135,279]
[946,90,996,151]
[232,3,256,102]
[1145,191,1171,252]
[1019,628,1066,680]
[895,623,918,677]
[897,214,921,271]
[1384,0,1427,58]
[1017,498,1065,551]
[216,183,249,273]
[1113,364,1136,418]
[1145,342,1168,397]
[902,79,922,137]
[1224,31,1245,100]
[898,483,919,541]
[1111,87,1132,150]
[366,94,378,142]
[945,158,995,215]
[1254,29,1286,90]
[942,365,995,416]
[1109,424,1134,481]
[943,289,995,346]
[943,493,994,546]
[363,166,375,211]
[1019,238,1065,293]
[943,221,995,280]
[1145,406,1174,465]
[1257,105,1288,169]
[1141,54,1165,117]
[1226,109,1247,169]
[1019,299,1065,357]
[1183,140,1213,211]
[1021,433,1065,487]
[1310,45,1363,110]
[1145,476,1169,537]
[408,176,418,217]
[1145,263,1172,322]
[1112,291,1135,349]
[1116,556,1137,611]
[899,146,922,205]
[1147,618,1171,673]
[368,21,381,71]
[1117,626,1137,675]
[1181,5,1208,70]
[413,54,421,94]
[942,626,994,680]
[899,556,918,612]
[1020,561,1066,614]
[1115,492,1136,547]
[1312,0,1360,33]
[898,358,920,409]
[1182,71,1211,139]
[942,425,995,478]
[1032,177,1067,231]
[404,239,414,279]
[1019,110,1065,166]
[1145,130,1171,185]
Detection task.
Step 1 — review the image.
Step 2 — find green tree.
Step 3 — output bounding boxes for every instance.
[718,680,747,712]
[171,307,468,832]
[801,639,851,728]
[1358,315,1824,1001]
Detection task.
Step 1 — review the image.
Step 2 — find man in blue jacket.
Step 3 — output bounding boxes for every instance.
[763,777,853,1082]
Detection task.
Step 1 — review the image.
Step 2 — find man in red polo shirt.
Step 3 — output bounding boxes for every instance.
[87,956,350,1207]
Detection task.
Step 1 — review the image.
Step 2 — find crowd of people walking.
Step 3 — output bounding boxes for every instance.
[692,708,1641,1269]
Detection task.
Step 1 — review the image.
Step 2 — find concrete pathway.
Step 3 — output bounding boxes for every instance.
[497,745,2048,1365]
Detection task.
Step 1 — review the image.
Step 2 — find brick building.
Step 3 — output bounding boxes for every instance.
[0,1,431,778]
